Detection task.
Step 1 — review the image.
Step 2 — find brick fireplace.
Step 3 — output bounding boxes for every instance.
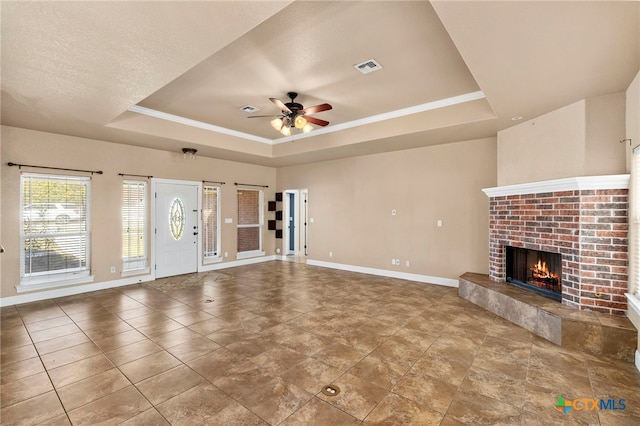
[483,175,630,315]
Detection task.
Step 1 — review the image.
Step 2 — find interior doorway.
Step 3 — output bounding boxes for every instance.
[283,189,308,261]
[287,192,295,254]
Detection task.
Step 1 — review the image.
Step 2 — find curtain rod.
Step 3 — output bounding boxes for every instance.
[8,162,103,175]
[619,138,639,153]
[203,180,226,185]
[119,173,152,179]
[234,182,269,188]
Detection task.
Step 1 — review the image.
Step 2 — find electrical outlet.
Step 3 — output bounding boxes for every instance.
[329,251,333,258]
[391,258,395,265]
[224,252,228,258]
[405,260,410,267]
[110,266,116,273]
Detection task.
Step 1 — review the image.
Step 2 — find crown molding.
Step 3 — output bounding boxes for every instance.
[483,174,630,198]
[128,90,486,145]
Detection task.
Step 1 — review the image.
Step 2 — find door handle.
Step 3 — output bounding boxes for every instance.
[193,232,198,235]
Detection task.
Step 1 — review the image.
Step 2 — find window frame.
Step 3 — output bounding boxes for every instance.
[19,173,92,289]
[122,179,148,275]
[236,187,264,259]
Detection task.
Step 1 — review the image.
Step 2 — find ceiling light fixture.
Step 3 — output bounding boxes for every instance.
[248,92,331,137]
[273,115,313,136]
[294,115,307,129]
[182,147,197,159]
[270,118,283,131]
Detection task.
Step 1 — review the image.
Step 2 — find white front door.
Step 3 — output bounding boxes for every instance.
[155,181,199,278]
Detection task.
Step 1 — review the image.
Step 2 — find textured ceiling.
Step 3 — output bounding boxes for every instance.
[2,1,639,167]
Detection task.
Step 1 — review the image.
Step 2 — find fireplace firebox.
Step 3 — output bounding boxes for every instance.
[505,246,562,301]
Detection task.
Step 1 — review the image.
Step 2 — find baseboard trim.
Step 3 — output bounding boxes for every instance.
[0,274,154,307]
[2,255,277,306]
[306,260,458,287]
[1,256,454,306]
[199,255,276,272]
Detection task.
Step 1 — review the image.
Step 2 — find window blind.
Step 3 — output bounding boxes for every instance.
[630,150,640,296]
[20,173,90,282]
[122,180,147,272]
[203,186,220,258]
[237,188,262,253]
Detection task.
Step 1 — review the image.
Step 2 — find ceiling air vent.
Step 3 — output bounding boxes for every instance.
[354,59,383,74]
[240,105,259,113]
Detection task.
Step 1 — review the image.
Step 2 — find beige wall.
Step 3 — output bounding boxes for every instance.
[277,137,497,279]
[0,126,277,298]
[585,93,627,175]
[0,128,496,299]
[627,70,640,172]
[626,70,640,353]
[497,93,626,186]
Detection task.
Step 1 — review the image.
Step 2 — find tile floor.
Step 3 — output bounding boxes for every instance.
[1,261,640,425]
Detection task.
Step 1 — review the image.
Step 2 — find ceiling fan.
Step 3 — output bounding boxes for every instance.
[248,92,332,136]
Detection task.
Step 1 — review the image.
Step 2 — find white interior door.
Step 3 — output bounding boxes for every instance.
[155,181,199,278]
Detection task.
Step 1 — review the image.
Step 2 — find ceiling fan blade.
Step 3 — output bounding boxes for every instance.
[305,116,329,127]
[302,103,332,115]
[270,98,292,114]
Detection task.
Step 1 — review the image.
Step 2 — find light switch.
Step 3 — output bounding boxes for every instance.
[225,218,233,224]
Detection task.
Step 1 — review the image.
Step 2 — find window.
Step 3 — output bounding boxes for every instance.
[122,180,147,272]
[21,173,90,284]
[237,188,263,256]
[203,185,220,261]
[630,149,640,297]
[169,197,186,240]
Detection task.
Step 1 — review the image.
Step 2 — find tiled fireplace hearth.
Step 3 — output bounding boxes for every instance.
[485,175,630,315]
[458,175,637,361]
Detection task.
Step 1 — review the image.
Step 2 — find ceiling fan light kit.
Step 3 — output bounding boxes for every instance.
[294,115,307,129]
[271,118,283,131]
[249,91,332,136]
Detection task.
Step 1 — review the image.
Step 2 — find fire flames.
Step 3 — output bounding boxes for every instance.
[530,259,559,281]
